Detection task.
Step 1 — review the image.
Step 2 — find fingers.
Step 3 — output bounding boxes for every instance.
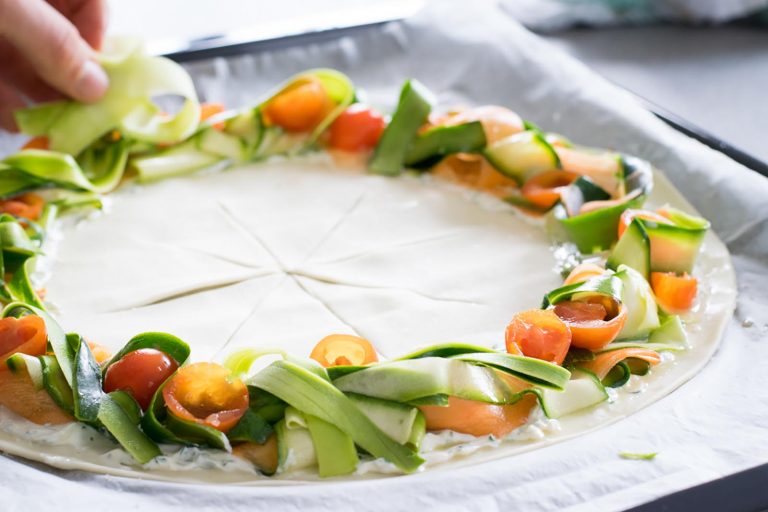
[0,81,26,132]
[0,0,108,103]
[0,39,63,102]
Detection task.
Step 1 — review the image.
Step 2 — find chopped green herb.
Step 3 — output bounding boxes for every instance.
[619,451,657,460]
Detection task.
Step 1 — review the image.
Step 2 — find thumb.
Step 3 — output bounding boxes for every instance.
[0,0,108,103]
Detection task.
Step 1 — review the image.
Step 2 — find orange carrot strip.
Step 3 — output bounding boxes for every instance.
[521,170,578,209]
[579,348,662,380]
[419,394,537,439]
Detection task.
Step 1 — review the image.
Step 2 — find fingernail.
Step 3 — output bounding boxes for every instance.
[75,60,109,102]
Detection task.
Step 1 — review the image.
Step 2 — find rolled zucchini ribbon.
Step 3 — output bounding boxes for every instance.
[233,343,577,475]
[15,38,200,156]
[545,270,685,389]
[550,155,654,253]
[132,69,357,183]
[2,304,163,463]
[7,38,199,196]
[369,79,488,175]
[0,215,44,309]
[607,206,710,279]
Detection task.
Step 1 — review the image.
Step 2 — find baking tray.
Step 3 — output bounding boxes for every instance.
[154,15,767,512]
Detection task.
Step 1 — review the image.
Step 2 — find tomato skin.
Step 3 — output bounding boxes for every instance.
[651,271,697,314]
[263,79,332,133]
[0,315,47,368]
[505,309,571,365]
[162,362,248,433]
[103,349,179,410]
[310,334,378,367]
[328,105,386,151]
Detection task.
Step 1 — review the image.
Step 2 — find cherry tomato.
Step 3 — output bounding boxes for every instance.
[0,315,47,368]
[163,362,248,433]
[505,309,572,365]
[263,78,332,133]
[310,334,378,367]
[552,298,628,350]
[328,104,386,151]
[651,271,697,314]
[104,349,179,410]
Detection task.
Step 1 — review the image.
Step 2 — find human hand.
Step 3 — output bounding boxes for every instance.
[0,0,108,130]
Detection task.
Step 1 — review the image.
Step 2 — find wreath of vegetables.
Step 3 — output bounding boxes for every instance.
[0,40,709,478]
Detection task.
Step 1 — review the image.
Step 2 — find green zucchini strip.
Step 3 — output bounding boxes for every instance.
[369,79,434,176]
[249,360,424,473]
[543,272,624,308]
[15,38,200,156]
[450,352,570,390]
[404,121,487,168]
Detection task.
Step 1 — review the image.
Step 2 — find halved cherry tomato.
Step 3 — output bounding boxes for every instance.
[521,170,578,209]
[328,104,386,152]
[618,209,673,239]
[310,334,378,367]
[651,271,697,314]
[263,78,332,133]
[419,393,537,438]
[563,262,606,286]
[104,349,179,410]
[505,309,572,365]
[232,434,279,474]
[0,193,45,221]
[579,348,661,380]
[163,362,248,433]
[200,102,226,130]
[552,298,628,351]
[21,136,49,150]
[0,369,72,424]
[0,316,47,369]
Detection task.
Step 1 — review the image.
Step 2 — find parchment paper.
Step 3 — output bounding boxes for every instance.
[1,1,767,510]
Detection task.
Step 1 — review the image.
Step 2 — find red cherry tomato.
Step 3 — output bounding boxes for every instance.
[329,104,386,152]
[0,315,48,369]
[103,349,179,410]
